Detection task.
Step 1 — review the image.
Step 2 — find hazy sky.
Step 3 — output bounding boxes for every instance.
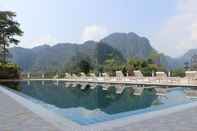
[0,0,196,57]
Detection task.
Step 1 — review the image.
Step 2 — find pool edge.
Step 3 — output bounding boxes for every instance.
[1,85,197,131]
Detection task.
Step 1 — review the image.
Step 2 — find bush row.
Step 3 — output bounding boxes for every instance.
[0,63,20,79]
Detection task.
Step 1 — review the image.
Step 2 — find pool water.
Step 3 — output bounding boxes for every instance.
[2,81,193,125]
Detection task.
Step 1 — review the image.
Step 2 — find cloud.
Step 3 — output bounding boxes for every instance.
[153,0,197,57]
[81,25,108,42]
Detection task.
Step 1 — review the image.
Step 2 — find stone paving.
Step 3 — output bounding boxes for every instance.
[104,105,197,131]
[105,106,197,131]
[1,85,197,131]
[0,91,60,131]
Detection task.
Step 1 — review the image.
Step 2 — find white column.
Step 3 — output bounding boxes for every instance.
[152,71,154,77]
[27,73,30,79]
[42,73,45,79]
[168,72,171,77]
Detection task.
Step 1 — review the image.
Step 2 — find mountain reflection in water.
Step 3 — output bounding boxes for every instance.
[7,81,158,114]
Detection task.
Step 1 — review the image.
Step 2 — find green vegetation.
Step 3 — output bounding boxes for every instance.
[0,63,20,79]
[63,42,125,76]
[171,68,185,77]
[70,59,93,75]
[63,54,165,77]
[148,50,161,65]
[103,55,124,76]
[0,11,23,63]
[78,59,92,74]
[125,57,165,76]
[64,55,93,75]
[60,42,165,76]
[0,11,23,79]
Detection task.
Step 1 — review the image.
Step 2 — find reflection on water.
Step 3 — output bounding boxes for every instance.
[0,81,21,91]
[16,81,158,114]
[1,81,193,125]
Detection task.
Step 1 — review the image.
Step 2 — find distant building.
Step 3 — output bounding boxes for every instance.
[191,54,197,70]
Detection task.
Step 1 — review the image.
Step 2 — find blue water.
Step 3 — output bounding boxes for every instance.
[2,81,193,125]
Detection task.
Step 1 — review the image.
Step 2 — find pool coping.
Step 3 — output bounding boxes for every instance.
[1,85,197,131]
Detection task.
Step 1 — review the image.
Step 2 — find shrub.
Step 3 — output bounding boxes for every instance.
[0,63,20,79]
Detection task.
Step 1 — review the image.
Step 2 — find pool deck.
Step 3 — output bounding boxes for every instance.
[0,89,60,131]
[105,106,197,131]
[1,86,197,131]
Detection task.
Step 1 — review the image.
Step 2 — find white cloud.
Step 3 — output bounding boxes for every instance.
[153,0,197,57]
[81,25,108,42]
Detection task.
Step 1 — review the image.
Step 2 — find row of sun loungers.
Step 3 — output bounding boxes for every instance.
[25,70,197,84]
[61,70,197,85]
[63,70,195,78]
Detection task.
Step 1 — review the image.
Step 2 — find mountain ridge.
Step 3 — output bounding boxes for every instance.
[9,32,197,72]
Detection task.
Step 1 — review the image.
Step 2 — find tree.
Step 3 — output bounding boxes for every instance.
[122,66,127,76]
[171,68,185,77]
[78,59,92,74]
[141,64,158,76]
[64,53,93,75]
[0,11,23,63]
[126,57,165,76]
[148,51,161,65]
[103,58,123,76]
[126,58,136,75]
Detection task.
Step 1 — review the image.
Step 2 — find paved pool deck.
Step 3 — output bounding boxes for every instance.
[105,105,197,131]
[1,86,197,131]
[0,89,60,131]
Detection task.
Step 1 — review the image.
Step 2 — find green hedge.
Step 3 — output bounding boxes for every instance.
[0,63,20,79]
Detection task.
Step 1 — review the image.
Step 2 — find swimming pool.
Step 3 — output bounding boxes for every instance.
[1,81,194,125]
